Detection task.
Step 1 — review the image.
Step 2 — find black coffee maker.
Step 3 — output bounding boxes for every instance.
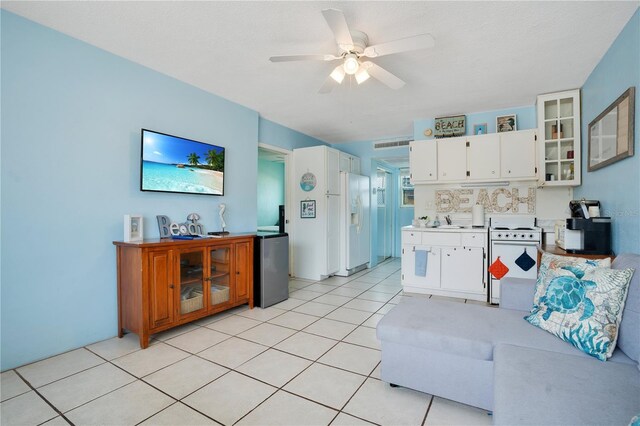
[565,200,612,255]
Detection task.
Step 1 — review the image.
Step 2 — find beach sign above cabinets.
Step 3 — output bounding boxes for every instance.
[434,115,466,138]
[436,187,536,214]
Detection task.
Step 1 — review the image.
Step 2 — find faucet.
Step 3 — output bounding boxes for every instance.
[445,215,452,225]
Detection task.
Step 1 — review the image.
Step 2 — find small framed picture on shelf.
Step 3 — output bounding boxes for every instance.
[496,114,517,132]
[473,123,488,135]
[124,214,143,242]
[300,200,316,219]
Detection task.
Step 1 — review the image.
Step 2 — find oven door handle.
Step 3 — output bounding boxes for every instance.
[492,241,539,247]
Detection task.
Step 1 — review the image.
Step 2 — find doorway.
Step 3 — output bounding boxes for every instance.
[257,144,292,273]
[376,168,393,263]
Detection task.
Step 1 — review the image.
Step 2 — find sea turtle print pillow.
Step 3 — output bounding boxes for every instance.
[525,265,635,361]
[532,252,611,306]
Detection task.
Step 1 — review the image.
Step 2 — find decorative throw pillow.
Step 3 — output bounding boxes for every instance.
[525,265,635,361]
[532,252,611,307]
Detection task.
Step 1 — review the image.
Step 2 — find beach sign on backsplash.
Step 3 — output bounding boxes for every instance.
[435,187,536,214]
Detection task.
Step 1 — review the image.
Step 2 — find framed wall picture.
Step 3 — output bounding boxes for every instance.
[124,214,143,242]
[300,200,316,218]
[474,123,488,135]
[588,86,635,171]
[496,114,517,132]
[434,115,466,138]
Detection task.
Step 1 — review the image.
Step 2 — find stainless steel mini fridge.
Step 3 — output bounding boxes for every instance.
[254,232,289,308]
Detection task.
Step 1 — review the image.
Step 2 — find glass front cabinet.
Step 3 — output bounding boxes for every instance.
[537,89,581,186]
[177,245,233,319]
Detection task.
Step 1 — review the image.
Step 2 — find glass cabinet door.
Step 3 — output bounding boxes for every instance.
[538,90,580,186]
[208,246,231,307]
[178,250,205,316]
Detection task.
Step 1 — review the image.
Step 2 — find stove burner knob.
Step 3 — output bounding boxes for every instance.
[529,234,533,239]
[497,233,502,238]
[521,234,526,238]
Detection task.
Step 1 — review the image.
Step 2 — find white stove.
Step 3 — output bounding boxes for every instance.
[489,216,542,304]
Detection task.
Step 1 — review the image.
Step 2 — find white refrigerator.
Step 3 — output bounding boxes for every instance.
[337,172,370,276]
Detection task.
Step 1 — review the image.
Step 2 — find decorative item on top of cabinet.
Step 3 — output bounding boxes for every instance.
[496,114,517,132]
[474,123,488,135]
[537,89,581,186]
[124,215,143,242]
[434,115,466,138]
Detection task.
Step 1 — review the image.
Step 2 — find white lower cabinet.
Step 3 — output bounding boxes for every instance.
[401,228,487,302]
[440,247,484,293]
[401,246,441,289]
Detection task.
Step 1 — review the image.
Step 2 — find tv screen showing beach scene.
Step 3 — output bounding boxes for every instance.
[140,129,225,196]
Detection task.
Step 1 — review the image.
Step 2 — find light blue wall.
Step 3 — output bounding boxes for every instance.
[575,9,640,254]
[257,159,284,226]
[259,118,327,149]
[0,12,323,370]
[413,105,536,141]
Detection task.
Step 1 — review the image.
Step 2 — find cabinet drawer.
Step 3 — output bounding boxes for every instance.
[461,233,486,248]
[422,232,461,246]
[403,231,422,245]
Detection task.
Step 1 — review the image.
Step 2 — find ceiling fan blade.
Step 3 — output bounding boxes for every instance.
[363,34,435,58]
[321,9,354,50]
[318,75,339,94]
[362,62,405,89]
[269,54,339,62]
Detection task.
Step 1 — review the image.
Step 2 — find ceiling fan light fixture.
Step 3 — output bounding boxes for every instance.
[343,54,359,75]
[355,68,370,84]
[330,65,346,83]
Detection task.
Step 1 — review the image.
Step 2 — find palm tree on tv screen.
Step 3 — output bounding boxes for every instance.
[187,153,200,166]
[205,149,224,172]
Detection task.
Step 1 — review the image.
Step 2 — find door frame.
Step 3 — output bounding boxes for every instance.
[376,166,395,262]
[258,143,293,275]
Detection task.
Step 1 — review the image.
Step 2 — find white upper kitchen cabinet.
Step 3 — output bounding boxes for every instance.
[409,140,437,183]
[339,152,361,174]
[537,89,581,186]
[437,137,467,181]
[500,129,537,179]
[467,134,500,180]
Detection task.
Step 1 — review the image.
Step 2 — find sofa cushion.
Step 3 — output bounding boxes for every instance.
[613,254,640,363]
[533,252,611,307]
[525,266,634,360]
[376,298,636,363]
[493,343,640,426]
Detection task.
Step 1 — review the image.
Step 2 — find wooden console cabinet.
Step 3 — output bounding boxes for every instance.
[114,234,254,348]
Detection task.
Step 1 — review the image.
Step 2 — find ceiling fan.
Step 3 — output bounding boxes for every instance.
[269,9,435,93]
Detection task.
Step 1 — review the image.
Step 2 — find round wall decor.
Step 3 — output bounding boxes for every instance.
[300,172,317,192]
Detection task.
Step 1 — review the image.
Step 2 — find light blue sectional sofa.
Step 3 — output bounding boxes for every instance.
[377,254,640,425]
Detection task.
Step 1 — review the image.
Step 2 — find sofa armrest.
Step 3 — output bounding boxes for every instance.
[499,278,536,311]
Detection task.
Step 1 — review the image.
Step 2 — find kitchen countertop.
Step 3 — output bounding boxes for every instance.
[402,225,488,233]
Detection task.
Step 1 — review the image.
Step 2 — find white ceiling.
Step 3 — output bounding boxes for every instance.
[3,1,637,144]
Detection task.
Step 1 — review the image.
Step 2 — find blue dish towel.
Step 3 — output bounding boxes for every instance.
[415,250,428,277]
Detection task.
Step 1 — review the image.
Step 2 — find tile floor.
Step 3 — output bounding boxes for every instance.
[0,258,492,426]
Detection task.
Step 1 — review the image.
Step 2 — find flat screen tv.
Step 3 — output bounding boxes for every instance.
[140,129,225,196]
